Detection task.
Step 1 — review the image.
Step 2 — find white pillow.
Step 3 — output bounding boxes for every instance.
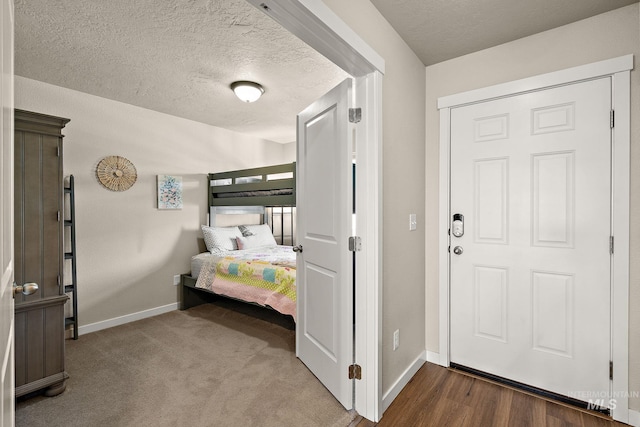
[236,233,277,250]
[241,224,277,241]
[238,225,254,237]
[201,225,242,253]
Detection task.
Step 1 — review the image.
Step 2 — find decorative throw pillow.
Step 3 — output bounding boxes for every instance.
[201,225,242,253]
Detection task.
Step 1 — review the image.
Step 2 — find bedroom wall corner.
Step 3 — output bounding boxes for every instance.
[14,76,289,329]
[323,0,427,404]
[281,140,296,162]
[424,3,640,412]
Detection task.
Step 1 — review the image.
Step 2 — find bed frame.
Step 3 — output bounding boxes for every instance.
[208,162,295,221]
[180,162,296,326]
[180,274,294,329]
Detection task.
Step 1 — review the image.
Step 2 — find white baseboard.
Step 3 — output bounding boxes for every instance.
[629,408,640,427]
[381,351,426,413]
[77,303,179,336]
[426,351,441,365]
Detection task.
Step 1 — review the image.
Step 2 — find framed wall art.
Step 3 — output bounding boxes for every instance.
[157,175,183,210]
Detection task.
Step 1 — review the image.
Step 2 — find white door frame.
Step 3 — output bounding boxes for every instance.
[437,55,633,423]
[247,0,385,421]
[1,0,15,423]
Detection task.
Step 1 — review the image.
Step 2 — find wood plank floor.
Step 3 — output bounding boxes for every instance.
[354,362,628,427]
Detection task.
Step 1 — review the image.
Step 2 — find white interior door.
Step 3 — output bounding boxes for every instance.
[296,78,354,409]
[1,0,15,424]
[450,78,612,401]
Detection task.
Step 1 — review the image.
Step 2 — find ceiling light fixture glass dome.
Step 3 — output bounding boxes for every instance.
[230,81,264,103]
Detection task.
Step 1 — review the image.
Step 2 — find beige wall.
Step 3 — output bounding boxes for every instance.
[323,0,427,398]
[425,4,640,410]
[282,141,296,163]
[15,77,288,327]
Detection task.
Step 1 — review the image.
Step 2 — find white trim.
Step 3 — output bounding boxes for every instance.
[381,351,426,412]
[438,55,633,424]
[629,409,640,427]
[78,303,178,336]
[438,55,633,108]
[438,107,451,369]
[247,0,385,77]
[247,0,385,422]
[353,71,383,421]
[426,351,441,365]
[610,68,631,423]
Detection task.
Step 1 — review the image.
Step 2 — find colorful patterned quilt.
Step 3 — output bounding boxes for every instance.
[195,245,297,321]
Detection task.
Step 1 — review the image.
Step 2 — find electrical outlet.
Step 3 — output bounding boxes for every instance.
[393,329,400,351]
[173,275,181,286]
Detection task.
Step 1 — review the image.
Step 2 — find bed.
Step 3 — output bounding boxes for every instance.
[180,162,297,322]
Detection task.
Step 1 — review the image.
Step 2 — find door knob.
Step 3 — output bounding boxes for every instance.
[13,282,38,297]
[292,245,303,253]
[453,246,463,255]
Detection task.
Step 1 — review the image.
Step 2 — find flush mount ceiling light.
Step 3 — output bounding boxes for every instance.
[230,81,264,103]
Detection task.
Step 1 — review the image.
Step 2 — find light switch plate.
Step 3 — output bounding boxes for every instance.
[409,214,417,231]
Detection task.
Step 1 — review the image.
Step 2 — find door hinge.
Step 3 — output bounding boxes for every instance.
[349,108,362,123]
[57,211,61,222]
[348,236,362,252]
[348,364,362,380]
[609,361,613,380]
[57,275,61,287]
[610,236,614,254]
[610,110,615,129]
[56,146,60,157]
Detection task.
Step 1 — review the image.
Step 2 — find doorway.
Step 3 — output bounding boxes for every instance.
[247,0,385,421]
[449,77,611,405]
[438,55,632,423]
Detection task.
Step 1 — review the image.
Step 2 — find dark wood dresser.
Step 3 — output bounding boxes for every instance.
[14,109,70,397]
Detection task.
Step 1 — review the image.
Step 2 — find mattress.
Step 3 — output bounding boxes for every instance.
[193,245,297,320]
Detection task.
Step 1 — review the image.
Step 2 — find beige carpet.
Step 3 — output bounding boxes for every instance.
[16,300,356,427]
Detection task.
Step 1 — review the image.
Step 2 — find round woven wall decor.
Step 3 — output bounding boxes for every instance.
[96,156,137,192]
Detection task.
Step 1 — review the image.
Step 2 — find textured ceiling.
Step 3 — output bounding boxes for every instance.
[370,0,639,66]
[15,1,639,143]
[15,0,348,143]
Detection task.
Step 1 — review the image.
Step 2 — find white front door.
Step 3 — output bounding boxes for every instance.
[1,0,15,424]
[450,77,612,401]
[296,78,354,409]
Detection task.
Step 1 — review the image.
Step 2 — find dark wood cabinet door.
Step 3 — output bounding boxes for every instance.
[14,127,63,300]
[14,109,70,397]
